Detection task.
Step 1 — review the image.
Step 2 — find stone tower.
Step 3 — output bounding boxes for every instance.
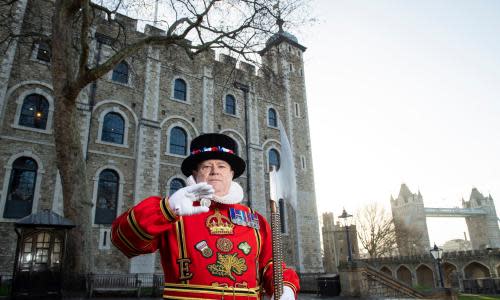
[322,212,359,272]
[322,212,338,273]
[390,184,430,255]
[463,188,500,249]
[259,30,323,273]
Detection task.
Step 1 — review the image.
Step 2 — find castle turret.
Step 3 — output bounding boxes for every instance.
[464,188,500,249]
[390,184,431,255]
[258,28,322,273]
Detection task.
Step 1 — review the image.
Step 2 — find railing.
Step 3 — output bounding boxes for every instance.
[362,265,426,298]
[462,278,500,294]
[87,273,164,297]
[0,273,13,297]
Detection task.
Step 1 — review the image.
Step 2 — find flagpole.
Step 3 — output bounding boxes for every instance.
[269,167,283,299]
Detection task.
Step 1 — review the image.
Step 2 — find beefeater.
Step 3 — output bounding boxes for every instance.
[112,133,299,299]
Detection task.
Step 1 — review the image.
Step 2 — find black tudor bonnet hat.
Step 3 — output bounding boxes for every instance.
[181,133,246,178]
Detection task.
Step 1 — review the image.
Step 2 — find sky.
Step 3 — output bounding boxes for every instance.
[300,0,500,247]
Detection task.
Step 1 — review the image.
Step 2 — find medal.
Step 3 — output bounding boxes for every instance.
[229,208,259,229]
[200,198,211,208]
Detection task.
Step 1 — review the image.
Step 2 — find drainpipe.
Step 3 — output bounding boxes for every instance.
[85,39,102,161]
[233,82,251,208]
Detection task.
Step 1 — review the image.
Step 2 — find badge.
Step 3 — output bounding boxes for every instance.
[195,240,213,258]
[206,209,234,235]
[216,238,233,252]
[238,242,251,255]
[208,253,248,280]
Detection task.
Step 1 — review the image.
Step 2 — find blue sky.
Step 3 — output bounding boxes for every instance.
[301,0,500,246]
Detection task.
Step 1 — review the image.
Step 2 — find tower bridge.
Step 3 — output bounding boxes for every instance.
[424,207,487,218]
[391,185,500,255]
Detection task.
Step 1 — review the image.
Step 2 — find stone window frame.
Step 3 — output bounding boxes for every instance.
[222,93,240,118]
[98,228,112,250]
[300,155,307,170]
[11,88,54,135]
[165,123,192,158]
[30,41,51,65]
[262,140,281,173]
[0,151,44,222]
[294,102,301,118]
[268,148,281,172]
[219,129,245,159]
[170,76,191,104]
[266,105,279,129]
[111,61,130,85]
[104,56,135,89]
[96,107,130,148]
[91,165,125,227]
[166,175,187,197]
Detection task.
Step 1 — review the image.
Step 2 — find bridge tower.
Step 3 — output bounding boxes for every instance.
[391,184,431,255]
[463,188,500,249]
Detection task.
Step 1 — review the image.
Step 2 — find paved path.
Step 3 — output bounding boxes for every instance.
[64,294,359,299]
[65,294,362,300]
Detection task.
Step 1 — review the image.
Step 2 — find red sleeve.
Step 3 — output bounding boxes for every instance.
[258,212,300,297]
[111,196,178,258]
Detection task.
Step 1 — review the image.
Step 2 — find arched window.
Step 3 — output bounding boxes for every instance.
[19,94,49,130]
[268,108,277,127]
[174,78,187,101]
[4,157,38,219]
[225,95,236,115]
[95,169,119,224]
[269,149,280,170]
[102,112,125,144]
[169,178,186,196]
[169,127,187,155]
[112,61,129,84]
[279,198,286,233]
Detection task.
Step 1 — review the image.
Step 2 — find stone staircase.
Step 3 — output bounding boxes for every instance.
[359,265,426,298]
[338,262,457,299]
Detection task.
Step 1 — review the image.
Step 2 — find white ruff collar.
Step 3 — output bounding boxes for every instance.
[186,176,243,205]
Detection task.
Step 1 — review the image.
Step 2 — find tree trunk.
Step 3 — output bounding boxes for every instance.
[52,0,94,294]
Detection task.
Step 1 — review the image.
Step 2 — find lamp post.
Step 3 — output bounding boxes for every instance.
[430,243,444,288]
[338,208,353,263]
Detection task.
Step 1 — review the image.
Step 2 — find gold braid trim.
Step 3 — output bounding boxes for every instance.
[127,210,154,240]
[284,281,298,294]
[160,197,178,222]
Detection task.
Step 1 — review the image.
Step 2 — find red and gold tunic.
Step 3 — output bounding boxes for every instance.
[111,196,300,299]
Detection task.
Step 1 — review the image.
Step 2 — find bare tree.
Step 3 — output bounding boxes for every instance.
[355,203,398,258]
[0,0,310,291]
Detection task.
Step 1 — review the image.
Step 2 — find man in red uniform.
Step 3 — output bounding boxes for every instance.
[112,133,299,299]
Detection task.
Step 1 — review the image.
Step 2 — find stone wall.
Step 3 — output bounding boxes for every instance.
[0,0,323,276]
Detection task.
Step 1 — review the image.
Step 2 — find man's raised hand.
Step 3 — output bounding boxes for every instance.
[167,182,214,216]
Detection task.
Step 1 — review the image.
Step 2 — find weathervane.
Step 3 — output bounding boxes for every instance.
[274,0,285,32]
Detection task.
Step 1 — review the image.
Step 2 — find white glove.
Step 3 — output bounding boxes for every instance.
[167,182,214,216]
[271,286,295,300]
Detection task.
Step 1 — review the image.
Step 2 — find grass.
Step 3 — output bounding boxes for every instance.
[0,285,10,296]
[459,295,500,300]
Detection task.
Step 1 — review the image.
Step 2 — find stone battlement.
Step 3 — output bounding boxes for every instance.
[91,5,271,78]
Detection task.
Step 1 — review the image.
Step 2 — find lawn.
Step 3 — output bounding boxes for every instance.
[459,295,500,300]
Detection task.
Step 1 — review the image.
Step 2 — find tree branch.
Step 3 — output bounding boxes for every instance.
[79,0,91,77]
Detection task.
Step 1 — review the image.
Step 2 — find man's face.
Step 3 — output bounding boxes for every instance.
[193,159,234,196]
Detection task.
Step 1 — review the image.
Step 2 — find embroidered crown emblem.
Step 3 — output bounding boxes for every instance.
[206,209,234,235]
